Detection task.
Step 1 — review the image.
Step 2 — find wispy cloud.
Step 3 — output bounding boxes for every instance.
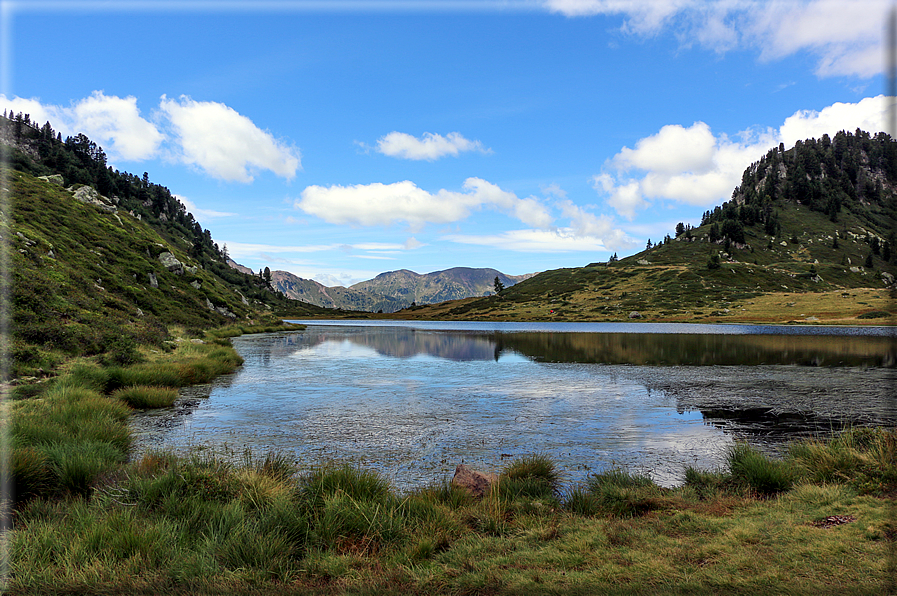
[444,227,636,253]
[372,131,491,160]
[175,195,237,220]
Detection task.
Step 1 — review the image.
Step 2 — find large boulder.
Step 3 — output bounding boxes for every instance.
[452,464,495,498]
[71,185,116,213]
[38,174,64,186]
[158,252,185,276]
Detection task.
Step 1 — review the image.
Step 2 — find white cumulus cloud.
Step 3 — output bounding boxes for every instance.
[375,131,490,160]
[295,177,551,230]
[594,96,888,219]
[158,95,301,183]
[544,0,888,78]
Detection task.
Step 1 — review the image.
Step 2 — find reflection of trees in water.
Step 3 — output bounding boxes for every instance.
[493,332,895,367]
[344,329,500,361]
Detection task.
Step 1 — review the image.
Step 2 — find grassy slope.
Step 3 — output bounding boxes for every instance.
[385,200,896,325]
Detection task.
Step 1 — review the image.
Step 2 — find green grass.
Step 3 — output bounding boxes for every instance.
[7,433,896,594]
[112,385,179,409]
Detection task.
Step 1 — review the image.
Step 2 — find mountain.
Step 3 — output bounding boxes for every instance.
[350,267,535,305]
[393,130,896,324]
[229,263,536,312]
[269,270,406,313]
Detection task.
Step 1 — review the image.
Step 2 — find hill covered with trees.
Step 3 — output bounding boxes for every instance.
[391,130,896,324]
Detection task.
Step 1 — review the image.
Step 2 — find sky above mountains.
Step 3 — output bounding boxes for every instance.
[1,0,891,286]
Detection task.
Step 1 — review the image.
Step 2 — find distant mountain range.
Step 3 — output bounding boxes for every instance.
[227,262,535,312]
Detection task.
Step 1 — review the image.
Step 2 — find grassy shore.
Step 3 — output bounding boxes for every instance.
[5,428,896,594]
[6,320,305,504]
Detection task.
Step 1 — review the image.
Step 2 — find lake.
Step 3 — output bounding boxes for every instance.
[130,321,896,490]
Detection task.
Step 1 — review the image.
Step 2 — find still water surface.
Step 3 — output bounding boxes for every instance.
[131,321,895,489]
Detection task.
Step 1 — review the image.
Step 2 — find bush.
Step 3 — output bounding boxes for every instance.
[98,336,145,367]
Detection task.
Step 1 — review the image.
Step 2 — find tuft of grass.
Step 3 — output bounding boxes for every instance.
[9,446,53,503]
[299,464,393,512]
[581,469,665,517]
[683,466,729,500]
[499,454,563,501]
[788,427,897,495]
[727,443,795,496]
[112,385,178,409]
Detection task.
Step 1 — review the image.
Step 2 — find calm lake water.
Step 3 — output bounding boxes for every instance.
[131,321,896,489]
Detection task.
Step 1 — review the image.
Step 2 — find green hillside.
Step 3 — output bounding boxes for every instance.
[1,115,339,383]
[390,130,897,324]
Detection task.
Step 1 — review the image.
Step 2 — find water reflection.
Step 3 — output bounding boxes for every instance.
[130,324,895,490]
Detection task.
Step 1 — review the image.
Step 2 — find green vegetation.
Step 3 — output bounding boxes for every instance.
[5,429,894,594]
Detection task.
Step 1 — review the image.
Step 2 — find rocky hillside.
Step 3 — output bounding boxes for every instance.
[391,130,896,324]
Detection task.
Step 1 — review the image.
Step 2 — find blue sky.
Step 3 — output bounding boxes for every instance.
[1,0,891,286]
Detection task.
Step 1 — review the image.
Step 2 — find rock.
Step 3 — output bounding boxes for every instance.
[882,271,895,286]
[780,241,788,246]
[452,464,495,498]
[148,272,159,288]
[185,265,199,275]
[72,185,117,213]
[158,252,185,275]
[206,298,236,319]
[136,308,144,317]
[637,259,650,265]
[805,316,819,322]
[849,266,863,273]
[629,311,641,319]
[190,280,202,290]
[38,174,64,186]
